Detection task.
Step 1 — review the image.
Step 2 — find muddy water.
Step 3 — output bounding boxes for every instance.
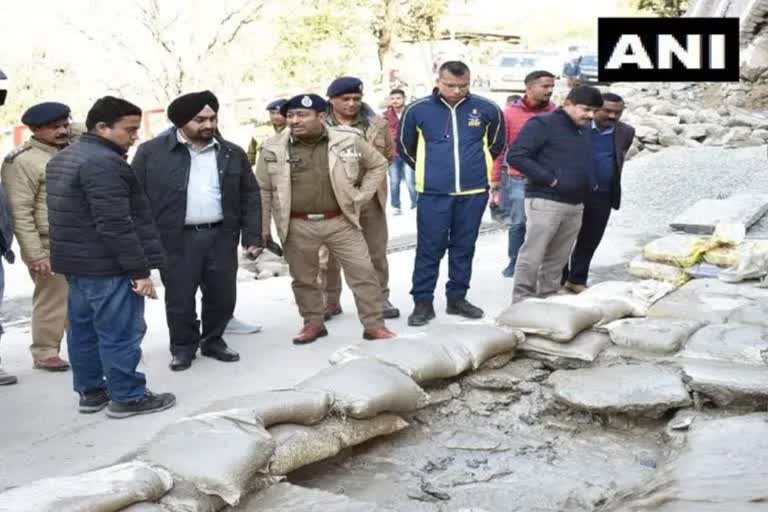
[291,366,664,512]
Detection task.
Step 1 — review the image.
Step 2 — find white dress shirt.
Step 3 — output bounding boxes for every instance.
[177,130,224,225]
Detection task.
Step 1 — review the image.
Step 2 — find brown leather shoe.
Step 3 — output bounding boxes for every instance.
[564,281,588,294]
[34,356,70,372]
[293,324,329,345]
[363,326,396,341]
[324,304,343,321]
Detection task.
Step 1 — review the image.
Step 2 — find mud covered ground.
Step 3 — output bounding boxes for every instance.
[290,360,665,512]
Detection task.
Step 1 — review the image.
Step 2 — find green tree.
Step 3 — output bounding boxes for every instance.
[370,0,447,70]
[270,0,370,89]
[636,0,689,17]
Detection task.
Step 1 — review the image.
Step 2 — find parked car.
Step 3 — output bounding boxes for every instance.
[489,53,541,92]
[579,53,600,84]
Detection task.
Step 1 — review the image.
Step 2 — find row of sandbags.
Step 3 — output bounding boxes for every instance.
[497,280,680,365]
[0,324,523,512]
[630,232,768,285]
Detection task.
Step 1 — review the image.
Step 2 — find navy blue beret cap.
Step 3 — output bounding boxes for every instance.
[326,76,364,98]
[280,94,327,116]
[266,99,288,111]
[21,102,71,127]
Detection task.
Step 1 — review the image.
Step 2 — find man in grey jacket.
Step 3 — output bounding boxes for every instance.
[0,68,17,385]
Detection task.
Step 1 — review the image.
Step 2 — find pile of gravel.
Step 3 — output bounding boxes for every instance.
[609,145,768,236]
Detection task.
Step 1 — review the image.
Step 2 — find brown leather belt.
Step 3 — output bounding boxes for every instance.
[290,211,342,221]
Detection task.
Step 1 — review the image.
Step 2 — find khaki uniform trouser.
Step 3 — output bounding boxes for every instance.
[319,199,389,306]
[29,270,68,361]
[512,198,583,303]
[286,216,384,329]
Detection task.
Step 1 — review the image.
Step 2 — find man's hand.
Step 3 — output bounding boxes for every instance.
[29,257,52,277]
[244,245,263,260]
[490,181,501,189]
[131,278,157,299]
[550,178,559,188]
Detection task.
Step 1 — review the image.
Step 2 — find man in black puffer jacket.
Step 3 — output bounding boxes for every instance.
[507,85,602,303]
[47,96,175,419]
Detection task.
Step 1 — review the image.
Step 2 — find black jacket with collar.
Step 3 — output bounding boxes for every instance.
[132,128,262,252]
[46,133,165,278]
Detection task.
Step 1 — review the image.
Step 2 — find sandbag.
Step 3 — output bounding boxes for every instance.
[0,462,173,512]
[497,299,602,342]
[139,412,275,505]
[297,359,430,419]
[118,504,168,512]
[628,256,690,285]
[581,280,676,317]
[265,415,408,475]
[678,323,768,366]
[703,237,768,265]
[158,480,230,512]
[319,414,409,450]
[450,324,523,368]
[519,331,611,365]
[718,241,768,283]
[329,339,471,383]
[548,294,634,328]
[264,424,342,476]
[232,483,384,511]
[642,234,712,267]
[604,318,702,355]
[199,389,334,428]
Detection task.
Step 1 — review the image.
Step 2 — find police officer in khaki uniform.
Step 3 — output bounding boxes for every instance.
[321,77,399,321]
[256,94,395,344]
[1,102,72,371]
[247,99,288,166]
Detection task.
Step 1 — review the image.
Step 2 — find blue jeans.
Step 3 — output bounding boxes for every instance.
[389,157,417,209]
[67,275,147,402]
[501,172,527,267]
[411,193,487,303]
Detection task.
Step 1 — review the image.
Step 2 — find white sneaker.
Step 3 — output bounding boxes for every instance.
[393,208,402,215]
[224,318,262,335]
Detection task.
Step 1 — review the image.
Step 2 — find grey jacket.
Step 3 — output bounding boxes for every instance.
[0,184,14,263]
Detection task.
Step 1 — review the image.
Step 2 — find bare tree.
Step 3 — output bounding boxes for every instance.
[68,0,263,104]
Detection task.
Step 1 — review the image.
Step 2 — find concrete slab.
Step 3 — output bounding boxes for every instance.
[608,414,768,511]
[678,323,768,366]
[548,364,691,418]
[681,359,768,408]
[669,193,768,234]
[604,318,702,354]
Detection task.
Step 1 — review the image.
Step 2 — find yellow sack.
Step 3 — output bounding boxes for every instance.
[628,256,691,286]
[642,235,716,268]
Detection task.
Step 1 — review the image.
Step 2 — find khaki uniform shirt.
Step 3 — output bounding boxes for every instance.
[255,127,388,243]
[288,131,340,214]
[1,137,61,263]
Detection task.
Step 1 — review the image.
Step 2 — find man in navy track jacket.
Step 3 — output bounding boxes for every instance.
[398,61,505,326]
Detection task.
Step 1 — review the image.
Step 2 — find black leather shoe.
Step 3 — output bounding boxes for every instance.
[408,302,436,327]
[383,300,400,319]
[446,298,484,319]
[169,353,195,372]
[201,340,240,362]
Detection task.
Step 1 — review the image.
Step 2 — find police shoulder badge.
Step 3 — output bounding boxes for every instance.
[301,96,313,108]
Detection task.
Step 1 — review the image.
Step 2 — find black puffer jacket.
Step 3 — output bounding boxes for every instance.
[131,128,261,252]
[46,134,165,278]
